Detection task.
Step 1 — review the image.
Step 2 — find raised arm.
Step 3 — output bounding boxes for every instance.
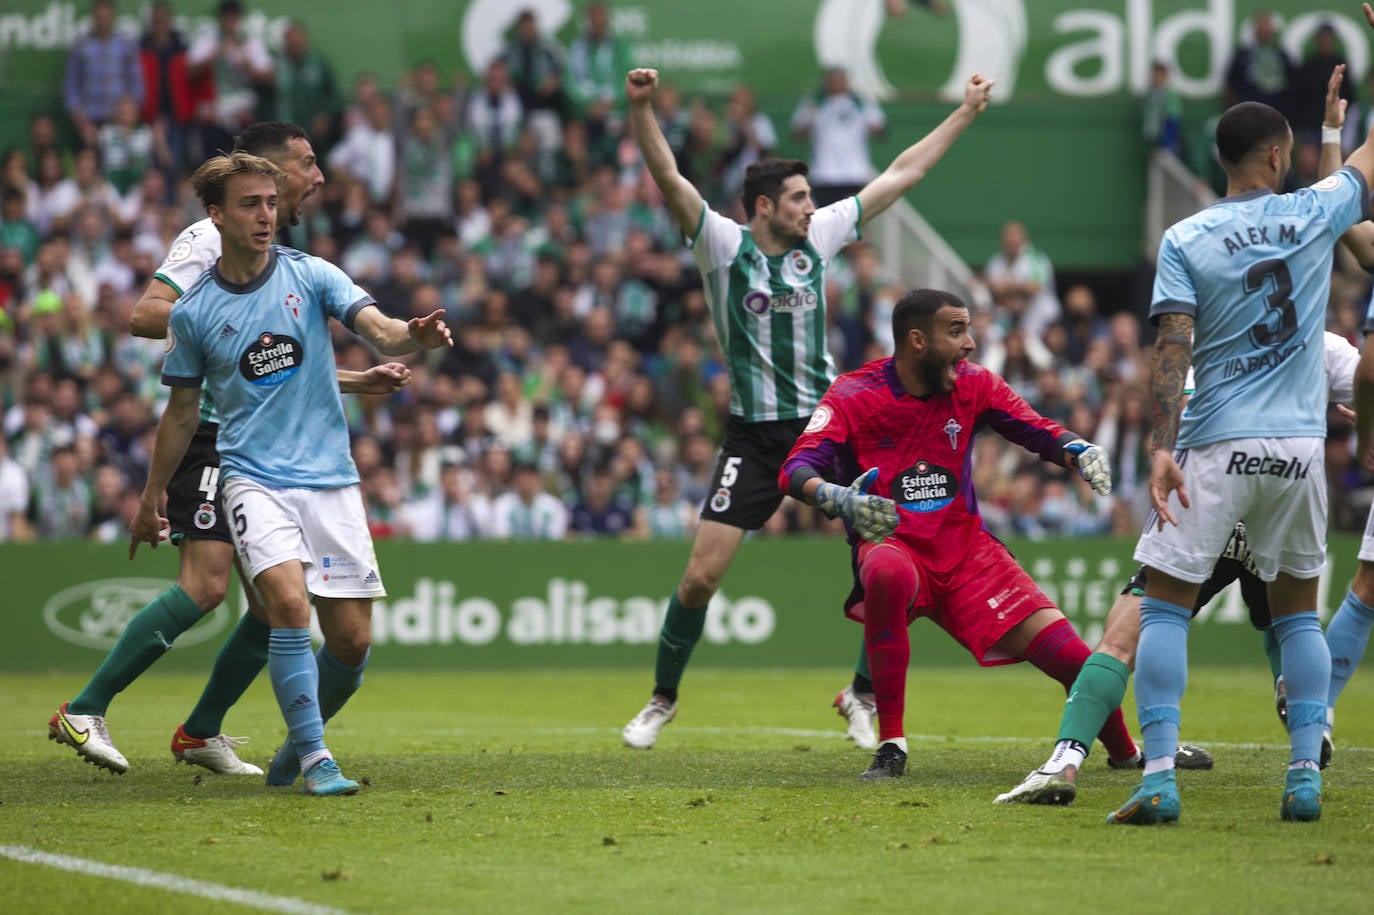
[351,304,453,356]
[1325,11,1374,268]
[856,73,993,224]
[625,68,706,237]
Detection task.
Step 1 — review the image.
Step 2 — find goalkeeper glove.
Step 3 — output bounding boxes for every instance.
[1065,440,1112,496]
[815,468,899,543]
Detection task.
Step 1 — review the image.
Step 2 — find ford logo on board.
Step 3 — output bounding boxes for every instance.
[42,579,230,651]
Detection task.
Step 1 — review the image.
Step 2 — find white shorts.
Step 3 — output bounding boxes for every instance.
[222,477,386,599]
[1360,501,1374,562]
[1134,437,1326,583]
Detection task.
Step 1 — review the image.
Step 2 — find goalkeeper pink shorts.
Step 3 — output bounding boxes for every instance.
[845,533,1053,667]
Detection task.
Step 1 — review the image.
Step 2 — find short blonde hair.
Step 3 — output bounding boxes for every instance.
[190,152,284,211]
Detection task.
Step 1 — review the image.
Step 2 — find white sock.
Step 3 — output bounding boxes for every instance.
[1044,739,1086,773]
[881,737,908,754]
[299,749,332,773]
[1288,759,1320,772]
[1143,756,1175,776]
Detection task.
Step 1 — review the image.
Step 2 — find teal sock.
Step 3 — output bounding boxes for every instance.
[1262,626,1282,682]
[183,612,272,739]
[69,585,204,716]
[317,647,368,722]
[268,628,325,760]
[853,641,873,693]
[653,593,707,696]
[1057,652,1130,749]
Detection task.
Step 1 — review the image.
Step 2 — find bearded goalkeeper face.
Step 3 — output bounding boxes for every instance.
[912,304,976,396]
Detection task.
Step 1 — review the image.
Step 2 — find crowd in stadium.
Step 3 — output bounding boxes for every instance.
[0,0,1369,545]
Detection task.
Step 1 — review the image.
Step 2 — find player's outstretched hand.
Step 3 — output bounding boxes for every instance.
[1325,63,1347,129]
[1065,439,1112,496]
[356,362,413,394]
[963,73,995,115]
[1147,449,1189,530]
[626,68,659,104]
[1365,3,1374,31]
[408,310,453,349]
[128,501,169,559]
[815,468,899,544]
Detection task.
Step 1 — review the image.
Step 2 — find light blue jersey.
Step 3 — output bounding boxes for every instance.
[162,246,375,489]
[1151,166,1369,448]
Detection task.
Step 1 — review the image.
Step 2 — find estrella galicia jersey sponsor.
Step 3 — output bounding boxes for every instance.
[781,358,1075,576]
[1151,166,1368,448]
[687,196,860,422]
[161,246,375,489]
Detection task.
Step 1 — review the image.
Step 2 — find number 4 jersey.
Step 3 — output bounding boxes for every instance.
[1151,165,1368,449]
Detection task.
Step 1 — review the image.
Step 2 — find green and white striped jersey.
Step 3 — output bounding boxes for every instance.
[155,217,222,426]
[687,197,861,422]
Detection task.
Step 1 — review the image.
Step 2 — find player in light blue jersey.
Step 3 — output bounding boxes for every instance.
[1112,80,1374,825]
[130,153,452,796]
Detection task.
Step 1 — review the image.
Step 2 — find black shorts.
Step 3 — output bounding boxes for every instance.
[1123,558,1271,629]
[167,422,232,544]
[698,415,809,531]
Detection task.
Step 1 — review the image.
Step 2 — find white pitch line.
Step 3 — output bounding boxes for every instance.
[0,846,351,915]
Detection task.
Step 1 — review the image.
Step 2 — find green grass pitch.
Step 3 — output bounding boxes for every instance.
[2,666,1371,914]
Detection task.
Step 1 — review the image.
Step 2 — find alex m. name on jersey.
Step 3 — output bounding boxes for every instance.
[1220,223,1299,256]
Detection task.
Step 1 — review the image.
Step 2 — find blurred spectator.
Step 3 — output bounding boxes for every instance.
[566,2,632,146]
[502,8,567,152]
[138,1,192,180]
[720,85,777,204]
[1291,23,1353,157]
[1225,10,1293,111]
[570,468,633,537]
[465,59,523,188]
[633,468,695,539]
[0,187,41,265]
[63,0,145,148]
[790,67,885,207]
[273,21,340,151]
[404,459,491,542]
[489,461,569,540]
[32,443,92,539]
[186,0,275,158]
[1056,283,1110,364]
[0,435,32,541]
[97,96,158,195]
[982,220,1060,338]
[1142,60,1184,155]
[397,106,453,256]
[328,93,397,205]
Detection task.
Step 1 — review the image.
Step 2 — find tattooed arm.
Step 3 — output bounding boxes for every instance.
[1145,312,1195,529]
[1150,313,1195,453]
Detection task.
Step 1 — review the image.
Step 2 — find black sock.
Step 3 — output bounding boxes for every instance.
[852,674,874,694]
[653,687,679,704]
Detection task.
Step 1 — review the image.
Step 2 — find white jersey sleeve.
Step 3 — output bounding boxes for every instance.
[1324,330,1359,402]
[685,205,743,273]
[807,196,862,261]
[154,218,221,296]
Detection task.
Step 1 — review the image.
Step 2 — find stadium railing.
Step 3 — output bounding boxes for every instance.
[866,198,992,310]
[1144,149,1216,261]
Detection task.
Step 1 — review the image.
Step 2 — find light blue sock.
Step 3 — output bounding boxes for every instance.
[1273,611,1330,766]
[317,647,368,722]
[268,629,326,761]
[1326,590,1374,708]
[1135,597,1191,764]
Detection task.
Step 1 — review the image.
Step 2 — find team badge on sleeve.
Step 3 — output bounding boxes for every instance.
[805,405,832,433]
[1311,174,1342,192]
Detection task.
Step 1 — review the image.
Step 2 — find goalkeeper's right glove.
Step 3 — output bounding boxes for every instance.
[814,467,899,544]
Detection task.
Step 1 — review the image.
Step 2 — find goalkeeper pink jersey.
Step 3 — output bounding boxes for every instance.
[782,357,1074,577]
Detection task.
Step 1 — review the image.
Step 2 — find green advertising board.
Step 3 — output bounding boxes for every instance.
[2,535,1362,673]
[0,1,1364,267]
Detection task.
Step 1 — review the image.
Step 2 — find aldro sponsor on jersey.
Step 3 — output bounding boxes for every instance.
[894,460,956,513]
[239,332,303,386]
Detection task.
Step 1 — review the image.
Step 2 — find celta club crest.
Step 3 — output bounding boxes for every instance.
[943,418,962,449]
[283,292,302,319]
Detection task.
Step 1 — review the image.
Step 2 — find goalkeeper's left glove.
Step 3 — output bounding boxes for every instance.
[814,467,900,544]
[1065,439,1113,496]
